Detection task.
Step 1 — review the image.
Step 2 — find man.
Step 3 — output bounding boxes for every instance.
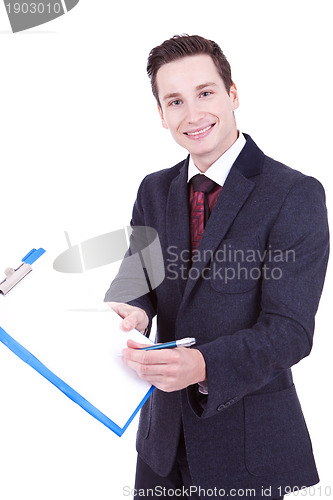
[105,35,329,499]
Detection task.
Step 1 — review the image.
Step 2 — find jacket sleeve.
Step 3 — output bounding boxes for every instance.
[104,176,158,336]
[188,176,330,418]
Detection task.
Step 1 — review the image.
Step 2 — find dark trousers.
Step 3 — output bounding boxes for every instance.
[134,431,200,499]
[134,431,284,500]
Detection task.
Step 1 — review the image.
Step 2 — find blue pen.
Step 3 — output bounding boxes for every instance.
[140,337,196,351]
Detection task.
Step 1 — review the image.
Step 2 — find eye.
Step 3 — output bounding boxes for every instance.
[200,91,212,97]
[169,99,182,106]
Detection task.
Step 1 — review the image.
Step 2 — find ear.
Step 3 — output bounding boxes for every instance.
[158,105,169,129]
[229,83,240,111]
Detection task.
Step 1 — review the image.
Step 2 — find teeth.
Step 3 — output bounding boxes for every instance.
[187,125,212,136]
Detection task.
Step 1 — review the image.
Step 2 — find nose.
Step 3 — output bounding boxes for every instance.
[185,101,204,124]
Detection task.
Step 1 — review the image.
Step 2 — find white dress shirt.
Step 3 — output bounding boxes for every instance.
[187,132,246,185]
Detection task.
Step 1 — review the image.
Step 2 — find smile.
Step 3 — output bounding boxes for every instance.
[184,124,215,137]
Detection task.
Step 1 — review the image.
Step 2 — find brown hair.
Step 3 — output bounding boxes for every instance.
[147,34,233,107]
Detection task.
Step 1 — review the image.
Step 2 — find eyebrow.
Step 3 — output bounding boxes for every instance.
[162,82,218,102]
[196,82,218,91]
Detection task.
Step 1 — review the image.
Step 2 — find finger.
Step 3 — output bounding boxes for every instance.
[107,302,145,332]
[126,339,151,349]
[107,302,131,320]
[123,346,177,365]
[123,358,168,378]
[121,311,143,331]
[123,359,178,391]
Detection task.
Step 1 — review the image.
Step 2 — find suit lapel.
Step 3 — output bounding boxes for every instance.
[181,135,265,303]
[166,157,191,297]
[164,136,265,303]
[182,168,255,302]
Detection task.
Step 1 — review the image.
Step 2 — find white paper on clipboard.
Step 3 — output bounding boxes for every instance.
[0,249,154,436]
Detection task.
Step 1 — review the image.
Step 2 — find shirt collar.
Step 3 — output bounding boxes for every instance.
[187,132,246,186]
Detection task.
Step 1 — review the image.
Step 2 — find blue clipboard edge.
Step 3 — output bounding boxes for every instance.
[0,327,154,437]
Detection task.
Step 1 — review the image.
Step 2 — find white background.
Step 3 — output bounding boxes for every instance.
[0,0,332,498]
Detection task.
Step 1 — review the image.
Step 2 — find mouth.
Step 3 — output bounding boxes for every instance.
[184,124,215,138]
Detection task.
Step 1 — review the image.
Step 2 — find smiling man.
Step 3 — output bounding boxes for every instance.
[105,35,329,499]
[157,54,239,172]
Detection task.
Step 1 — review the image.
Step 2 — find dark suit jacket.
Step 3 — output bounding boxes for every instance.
[105,135,329,497]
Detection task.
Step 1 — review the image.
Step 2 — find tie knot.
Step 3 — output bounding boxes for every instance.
[191,174,218,194]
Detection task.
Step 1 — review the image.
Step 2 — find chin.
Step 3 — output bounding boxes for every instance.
[190,145,215,157]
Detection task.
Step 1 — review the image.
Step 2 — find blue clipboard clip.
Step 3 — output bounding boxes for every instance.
[0,248,45,295]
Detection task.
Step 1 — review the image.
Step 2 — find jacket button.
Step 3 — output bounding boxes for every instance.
[217,399,235,411]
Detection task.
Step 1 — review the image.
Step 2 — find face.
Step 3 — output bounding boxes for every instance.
[156,54,239,171]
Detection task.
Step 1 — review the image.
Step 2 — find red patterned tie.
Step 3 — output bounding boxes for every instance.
[190,174,218,255]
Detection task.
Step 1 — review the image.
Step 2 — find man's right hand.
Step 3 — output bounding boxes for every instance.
[106,302,149,335]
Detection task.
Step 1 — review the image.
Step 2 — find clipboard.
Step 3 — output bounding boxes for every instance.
[0,248,154,437]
